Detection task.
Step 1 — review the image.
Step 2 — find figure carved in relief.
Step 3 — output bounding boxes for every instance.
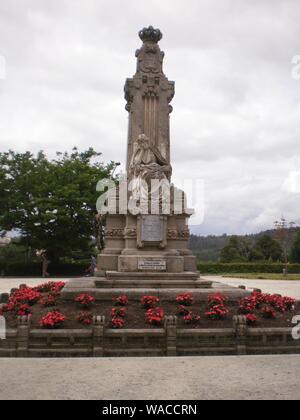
[129,134,172,202]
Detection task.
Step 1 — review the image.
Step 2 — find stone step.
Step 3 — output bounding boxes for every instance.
[95,278,211,289]
[105,271,199,281]
[61,278,250,301]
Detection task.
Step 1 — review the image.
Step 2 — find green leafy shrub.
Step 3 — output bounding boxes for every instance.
[0,261,88,276]
[198,262,300,274]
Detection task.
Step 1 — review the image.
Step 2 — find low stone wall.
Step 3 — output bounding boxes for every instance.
[0,315,299,357]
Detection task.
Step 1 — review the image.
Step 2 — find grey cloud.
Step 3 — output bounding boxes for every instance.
[0,0,300,235]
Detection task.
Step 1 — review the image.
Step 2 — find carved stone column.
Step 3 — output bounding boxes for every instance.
[125,26,175,171]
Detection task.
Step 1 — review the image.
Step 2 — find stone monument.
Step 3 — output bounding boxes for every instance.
[94,26,206,289]
[62,26,249,300]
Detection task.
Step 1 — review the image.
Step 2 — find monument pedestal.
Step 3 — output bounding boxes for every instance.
[61,276,250,301]
[95,271,207,289]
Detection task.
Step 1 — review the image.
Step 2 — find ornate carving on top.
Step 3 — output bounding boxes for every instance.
[136,44,164,74]
[139,26,163,44]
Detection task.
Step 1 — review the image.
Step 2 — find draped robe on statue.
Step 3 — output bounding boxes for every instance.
[129,134,172,202]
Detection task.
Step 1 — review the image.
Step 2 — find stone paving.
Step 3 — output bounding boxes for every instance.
[0,356,299,400]
[205,276,300,300]
[1,276,300,299]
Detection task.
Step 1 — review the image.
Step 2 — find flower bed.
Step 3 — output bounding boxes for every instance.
[0,286,299,331]
[1,284,299,357]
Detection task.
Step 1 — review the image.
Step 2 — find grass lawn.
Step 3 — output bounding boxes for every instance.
[222,273,300,280]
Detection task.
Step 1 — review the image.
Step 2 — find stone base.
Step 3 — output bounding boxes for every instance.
[96,270,209,289]
[93,280,209,289]
[61,277,251,301]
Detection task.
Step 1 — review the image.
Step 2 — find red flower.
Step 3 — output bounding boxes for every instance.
[39,294,57,307]
[75,293,96,308]
[282,296,296,311]
[3,287,41,313]
[16,304,32,317]
[76,311,93,326]
[111,307,126,318]
[261,305,276,319]
[111,317,125,329]
[208,293,227,306]
[145,307,165,326]
[183,312,201,325]
[141,296,160,309]
[40,311,66,329]
[176,293,194,306]
[11,287,41,306]
[34,281,65,294]
[113,295,129,306]
[177,305,191,316]
[206,293,229,320]
[205,304,229,320]
[246,314,258,326]
[239,292,296,315]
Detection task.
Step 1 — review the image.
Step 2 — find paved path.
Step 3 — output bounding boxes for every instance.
[1,277,300,299]
[205,276,300,300]
[0,355,299,400]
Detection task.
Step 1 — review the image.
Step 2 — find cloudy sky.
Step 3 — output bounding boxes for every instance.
[0,0,300,235]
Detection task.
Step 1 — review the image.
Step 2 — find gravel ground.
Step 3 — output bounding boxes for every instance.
[205,276,300,300]
[0,355,299,400]
[1,276,300,299]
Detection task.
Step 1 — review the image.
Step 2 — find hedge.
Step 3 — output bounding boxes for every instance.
[198,263,300,274]
[0,261,88,277]
[2,261,300,277]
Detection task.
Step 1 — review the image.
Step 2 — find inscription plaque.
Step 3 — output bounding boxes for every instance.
[138,258,167,271]
[141,215,163,242]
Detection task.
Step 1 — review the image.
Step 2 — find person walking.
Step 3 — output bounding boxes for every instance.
[36,249,50,278]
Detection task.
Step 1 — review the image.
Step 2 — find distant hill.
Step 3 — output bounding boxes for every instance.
[189,228,299,262]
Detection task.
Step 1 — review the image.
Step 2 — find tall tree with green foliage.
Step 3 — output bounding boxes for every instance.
[219,236,250,263]
[290,229,300,263]
[251,235,283,262]
[0,148,116,261]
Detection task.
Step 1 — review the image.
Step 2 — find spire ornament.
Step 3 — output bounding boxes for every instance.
[139,26,163,44]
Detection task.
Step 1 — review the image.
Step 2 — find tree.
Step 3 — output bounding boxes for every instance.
[274,218,295,271]
[0,149,116,261]
[251,235,283,262]
[220,236,249,263]
[290,229,300,263]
